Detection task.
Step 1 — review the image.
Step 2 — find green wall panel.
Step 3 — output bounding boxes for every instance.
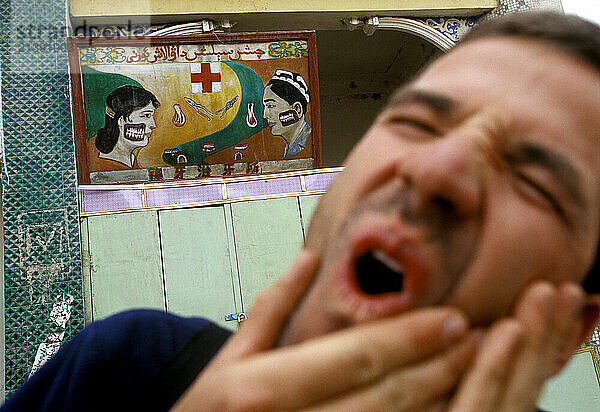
[231,197,305,310]
[299,194,322,238]
[86,211,165,320]
[80,218,93,325]
[538,348,600,412]
[81,195,320,326]
[159,207,238,330]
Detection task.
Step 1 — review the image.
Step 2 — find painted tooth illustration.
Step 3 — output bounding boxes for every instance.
[246,102,257,127]
[172,104,186,127]
[202,142,216,152]
[124,123,146,141]
[164,148,188,164]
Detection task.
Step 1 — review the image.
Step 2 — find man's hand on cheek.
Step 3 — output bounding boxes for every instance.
[449,281,590,412]
[171,249,479,411]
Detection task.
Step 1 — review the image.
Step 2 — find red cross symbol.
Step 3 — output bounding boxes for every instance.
[191,63,221,93]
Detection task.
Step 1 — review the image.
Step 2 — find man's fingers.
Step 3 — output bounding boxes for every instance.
[500,282,586,408]
[546,282,586,374]
[228,308,471,410]
[449,281,589,412]
[176,307,471,411]
[448,320,522,411]
[214,249,319,360]
[449,282,558,412]
[307,332,477,412]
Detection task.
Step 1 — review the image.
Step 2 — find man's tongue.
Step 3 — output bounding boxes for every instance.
[355,249,404,295]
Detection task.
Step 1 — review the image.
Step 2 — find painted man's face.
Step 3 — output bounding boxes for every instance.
[263,85,301,136]
[279,38,600,345]
[119,102,157,147]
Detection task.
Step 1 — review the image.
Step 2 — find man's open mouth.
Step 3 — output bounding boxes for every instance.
[355,249,404,295]
[333,219,427,321]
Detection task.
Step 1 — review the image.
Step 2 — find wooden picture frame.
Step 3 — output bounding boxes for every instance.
[67,31,321,184]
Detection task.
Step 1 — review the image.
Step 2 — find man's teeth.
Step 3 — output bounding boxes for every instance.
[372,249,404,275]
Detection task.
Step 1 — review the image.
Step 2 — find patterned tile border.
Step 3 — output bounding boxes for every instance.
[80,168,341,216]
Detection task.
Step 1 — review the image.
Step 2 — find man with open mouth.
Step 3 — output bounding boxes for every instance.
[3,11,600,412]
[176,11,600,410]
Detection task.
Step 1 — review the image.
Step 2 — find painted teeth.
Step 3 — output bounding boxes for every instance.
[125,124,146,141]
[373,249,404,274]
[126,131,144,140]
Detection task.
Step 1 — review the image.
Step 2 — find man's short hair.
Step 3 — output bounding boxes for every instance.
[462,12,600,294]
[461,11,600,74]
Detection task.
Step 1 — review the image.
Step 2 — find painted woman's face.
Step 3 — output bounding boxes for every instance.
[119,102,157,147]
[262,85,301,137]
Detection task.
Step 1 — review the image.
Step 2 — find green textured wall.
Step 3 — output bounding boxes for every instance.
[0,0,84,397]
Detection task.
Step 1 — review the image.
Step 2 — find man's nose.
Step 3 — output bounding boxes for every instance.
[396,135,483,218]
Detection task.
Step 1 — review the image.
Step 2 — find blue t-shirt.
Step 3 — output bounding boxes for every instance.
[1,309,552,411]
[1,309,230,411]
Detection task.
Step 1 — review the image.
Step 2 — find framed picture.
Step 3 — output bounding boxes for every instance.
[67,31,320,184]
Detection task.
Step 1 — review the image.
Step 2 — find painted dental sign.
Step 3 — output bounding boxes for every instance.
[162,62,267,166]
[69,32,320,184]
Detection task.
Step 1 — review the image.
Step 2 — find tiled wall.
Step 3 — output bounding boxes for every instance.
[1,0,84,396]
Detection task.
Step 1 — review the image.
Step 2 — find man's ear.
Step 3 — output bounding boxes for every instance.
[117,116,125,127]
[292,102,303,117]
[553,294,600,375]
